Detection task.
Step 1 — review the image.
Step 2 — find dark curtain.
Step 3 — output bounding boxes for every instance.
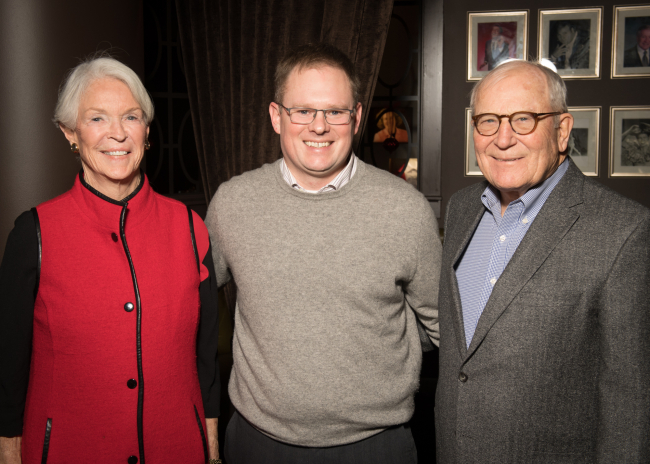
[175,0,394,202]
[176,0,393,314]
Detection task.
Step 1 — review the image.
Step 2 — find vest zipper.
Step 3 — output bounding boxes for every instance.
[40,418,52,464]
[194,404,209,462]
[120,202,145,464]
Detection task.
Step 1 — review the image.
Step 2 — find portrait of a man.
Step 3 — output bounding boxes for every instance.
[624,21,650,67]
[549,20,590,69]
[612,7,650,77]
[468,11,528,81]
[476,22,516,71]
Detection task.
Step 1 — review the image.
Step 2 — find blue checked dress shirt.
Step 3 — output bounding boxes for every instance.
[456,160,569,348]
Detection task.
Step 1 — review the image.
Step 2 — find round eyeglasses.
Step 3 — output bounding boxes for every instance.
[472,111,562,136]
[278,104,355,125]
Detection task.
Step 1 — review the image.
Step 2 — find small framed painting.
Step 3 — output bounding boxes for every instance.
[467,10,528,81]
[609,106,650,176]
[612,5,650,78]
[464,108,483,176]
[567,107,600,176]
[538,8,602,79]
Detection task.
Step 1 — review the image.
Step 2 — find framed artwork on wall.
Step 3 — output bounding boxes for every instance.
[567,107,600,176]
[538,8,602,79]
[467,10,528,81]
[464,108,483,176]
[612,5,650,78]
[609,107,650,176]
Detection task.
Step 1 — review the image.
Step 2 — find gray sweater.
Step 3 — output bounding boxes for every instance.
[205,159,441,447]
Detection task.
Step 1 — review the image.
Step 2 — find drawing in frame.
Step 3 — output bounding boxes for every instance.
[567,107,600,176]
[612,5,650,78]
[467,10,528,81]
[538,8,602,79]
[609,106,650,176]
[465,108,483,176]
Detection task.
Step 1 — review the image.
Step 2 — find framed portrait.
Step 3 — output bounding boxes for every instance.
[538,8,602,79]
[467,11,528,81]
[464,108,482,176]
[612,5,650,78]
[367,106,415,160]
[609,107,650,176]
[567,107,600,176]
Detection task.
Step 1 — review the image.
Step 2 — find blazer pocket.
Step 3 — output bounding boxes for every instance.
[532,434,591,457]
[515,288,581,308]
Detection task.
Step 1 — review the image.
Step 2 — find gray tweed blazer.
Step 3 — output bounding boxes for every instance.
[435,159,650,463]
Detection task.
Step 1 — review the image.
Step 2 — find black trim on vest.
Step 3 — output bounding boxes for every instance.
[31,208,41,299]
[40,418,52,464]
[78,169,144,205]
[194,404,209,463]
[119,202,145,464]
[187,206,200,274]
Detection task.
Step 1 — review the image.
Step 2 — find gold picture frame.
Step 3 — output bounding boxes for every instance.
[609,106,650,176]
[464,108,482,176]
[467,10,528,81]
[538,8,602,79]
[567,107,600,176]
[612,5,650,78]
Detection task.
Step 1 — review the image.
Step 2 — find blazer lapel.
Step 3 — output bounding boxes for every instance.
[465,160,585,360]
[447,183,487,357]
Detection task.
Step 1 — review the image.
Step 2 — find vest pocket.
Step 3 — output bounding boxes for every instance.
[194,405,209,463]
[41,418,52,464]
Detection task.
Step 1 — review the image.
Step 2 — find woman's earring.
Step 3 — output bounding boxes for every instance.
[70,143,79,154]
[144,140,150,150]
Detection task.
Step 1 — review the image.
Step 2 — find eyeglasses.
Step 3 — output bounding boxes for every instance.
[472,112,562,136]
[277,104,355,125]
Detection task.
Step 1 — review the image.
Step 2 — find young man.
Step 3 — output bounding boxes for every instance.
[205,43,441,464]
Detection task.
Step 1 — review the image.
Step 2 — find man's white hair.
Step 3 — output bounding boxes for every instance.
[469,59,568,121]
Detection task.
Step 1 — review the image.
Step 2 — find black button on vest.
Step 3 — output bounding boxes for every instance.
[111,233,118,242]
[127,379,137,389]
[124,302,134,312]
[127,456,138,464]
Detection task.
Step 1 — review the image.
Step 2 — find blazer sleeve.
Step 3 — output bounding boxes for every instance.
[597,215,650,462]
[0,211,39,436]
[192,211,221,418]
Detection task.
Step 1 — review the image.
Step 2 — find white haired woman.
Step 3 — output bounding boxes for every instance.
[0,57,221,464]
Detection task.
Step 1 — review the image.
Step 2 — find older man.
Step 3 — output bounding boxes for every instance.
[205,43,441,464]
[435,60,650,463]
[624,24,650,67]
[482,26,510,71]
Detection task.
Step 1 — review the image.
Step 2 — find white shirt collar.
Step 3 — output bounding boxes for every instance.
[280,153,357,194]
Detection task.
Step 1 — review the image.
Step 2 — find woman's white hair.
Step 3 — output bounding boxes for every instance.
[469,59,568,118]
[53,55,154,129]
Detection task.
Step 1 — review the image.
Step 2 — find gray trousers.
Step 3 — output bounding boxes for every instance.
[224,410,418,464]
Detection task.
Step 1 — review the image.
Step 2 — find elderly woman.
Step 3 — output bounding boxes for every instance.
[0,57,221,464]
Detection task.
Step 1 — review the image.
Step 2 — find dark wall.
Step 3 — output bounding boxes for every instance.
[441,0,650,221]
[0,0,143,256]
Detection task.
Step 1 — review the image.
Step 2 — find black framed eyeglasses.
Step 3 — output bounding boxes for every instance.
[277,104,355,125]
[472,111,562,136]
